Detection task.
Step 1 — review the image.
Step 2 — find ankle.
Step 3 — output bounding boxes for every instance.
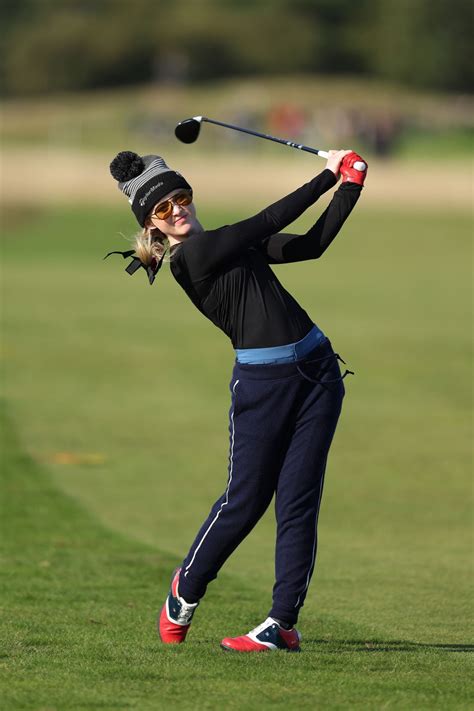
[271,617,293,630]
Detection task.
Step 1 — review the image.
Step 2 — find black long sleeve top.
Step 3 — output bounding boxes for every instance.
[169,168,362,349]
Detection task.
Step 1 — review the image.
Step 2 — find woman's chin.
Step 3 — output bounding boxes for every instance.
[175,228,191,240]
[176,221,199,237]
[171,218,187,231]
[171,229,192,244]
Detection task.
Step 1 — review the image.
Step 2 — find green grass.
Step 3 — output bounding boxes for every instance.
[396,126,474,160]
[1,203,473,709]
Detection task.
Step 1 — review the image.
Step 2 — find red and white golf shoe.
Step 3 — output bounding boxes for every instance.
[158,568,199,644]
[221,617,301,653]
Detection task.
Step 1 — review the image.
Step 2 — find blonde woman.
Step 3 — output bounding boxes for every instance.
[108,148,367,652]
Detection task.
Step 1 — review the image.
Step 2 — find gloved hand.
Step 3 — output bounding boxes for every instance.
[340,152,368,186]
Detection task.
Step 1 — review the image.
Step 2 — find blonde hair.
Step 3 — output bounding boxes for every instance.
[133,225,172,265]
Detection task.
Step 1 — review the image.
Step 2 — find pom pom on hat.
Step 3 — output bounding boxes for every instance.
[110,151,145,182]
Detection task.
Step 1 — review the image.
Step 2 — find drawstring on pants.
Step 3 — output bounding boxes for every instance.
[296,352,355,385]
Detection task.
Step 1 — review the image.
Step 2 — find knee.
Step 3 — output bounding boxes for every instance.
[225,489,273,526]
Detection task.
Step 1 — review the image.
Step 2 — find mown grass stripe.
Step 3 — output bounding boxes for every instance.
[1,400,473,710]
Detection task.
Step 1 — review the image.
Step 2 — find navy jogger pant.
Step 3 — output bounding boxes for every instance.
[178,337,346,626]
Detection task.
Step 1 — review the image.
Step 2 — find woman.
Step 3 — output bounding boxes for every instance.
[108,147,367,652]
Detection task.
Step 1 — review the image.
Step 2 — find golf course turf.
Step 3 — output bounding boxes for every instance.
[1,203,472,709]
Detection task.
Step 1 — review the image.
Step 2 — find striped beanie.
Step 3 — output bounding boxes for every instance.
[109,151,192,227]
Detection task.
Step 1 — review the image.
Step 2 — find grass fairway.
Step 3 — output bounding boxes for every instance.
[1,202,472,709]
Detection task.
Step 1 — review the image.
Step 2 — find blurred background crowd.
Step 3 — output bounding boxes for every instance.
[1,0,472,165]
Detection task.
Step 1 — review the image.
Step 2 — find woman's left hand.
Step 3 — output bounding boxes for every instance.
[325,149,353,179]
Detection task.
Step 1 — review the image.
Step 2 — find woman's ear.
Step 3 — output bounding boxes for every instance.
[149,225,166,240]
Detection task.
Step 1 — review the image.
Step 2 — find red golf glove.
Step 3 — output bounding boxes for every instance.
[340,152,368,186]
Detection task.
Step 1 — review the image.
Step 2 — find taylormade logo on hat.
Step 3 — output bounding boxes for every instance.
[109,151,192,227]
[139,182,164,206]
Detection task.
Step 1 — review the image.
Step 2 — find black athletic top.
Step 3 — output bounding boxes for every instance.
[169,168,362,349]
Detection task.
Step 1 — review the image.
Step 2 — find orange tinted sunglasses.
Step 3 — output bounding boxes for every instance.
[151,190,193,220]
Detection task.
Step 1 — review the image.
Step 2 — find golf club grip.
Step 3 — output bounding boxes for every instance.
[308,151,367,171]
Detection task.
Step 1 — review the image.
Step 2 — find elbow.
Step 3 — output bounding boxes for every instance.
[301,247,324,260]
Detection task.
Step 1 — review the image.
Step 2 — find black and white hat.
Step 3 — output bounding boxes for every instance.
[110,151,192,227]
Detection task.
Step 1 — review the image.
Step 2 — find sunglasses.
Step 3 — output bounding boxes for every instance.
[151,190,193,220]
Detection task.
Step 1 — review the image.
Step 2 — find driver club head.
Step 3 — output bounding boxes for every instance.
[175,117,203,144]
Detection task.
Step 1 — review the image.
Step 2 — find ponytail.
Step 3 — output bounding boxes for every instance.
[134,226,169,266]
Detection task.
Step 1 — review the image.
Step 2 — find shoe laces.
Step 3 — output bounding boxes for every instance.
[175,596,198,625]
[249,617,281,636]
[249,617,301,642]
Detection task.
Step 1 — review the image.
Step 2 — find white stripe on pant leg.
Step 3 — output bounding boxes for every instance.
[294,455,328,608]
[184,379,240,577]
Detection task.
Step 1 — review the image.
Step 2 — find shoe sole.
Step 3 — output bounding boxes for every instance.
[220,643,301,653]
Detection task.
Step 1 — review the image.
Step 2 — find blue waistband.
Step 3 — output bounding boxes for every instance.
[235,325,327,364]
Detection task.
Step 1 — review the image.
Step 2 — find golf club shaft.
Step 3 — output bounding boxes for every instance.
[200,116,329,159]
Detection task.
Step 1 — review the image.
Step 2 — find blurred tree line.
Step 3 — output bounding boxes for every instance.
[1,0,472,96]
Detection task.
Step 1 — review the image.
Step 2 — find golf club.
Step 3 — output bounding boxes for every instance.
[175,115,367,171]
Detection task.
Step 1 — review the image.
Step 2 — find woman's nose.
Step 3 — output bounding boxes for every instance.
[172,202,184,214]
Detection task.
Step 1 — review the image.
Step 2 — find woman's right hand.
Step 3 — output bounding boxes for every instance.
[325,149,353,179]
